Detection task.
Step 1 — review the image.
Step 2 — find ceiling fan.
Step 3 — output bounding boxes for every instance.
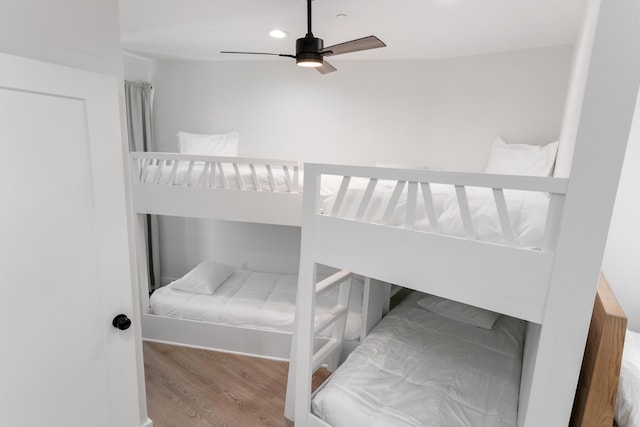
[221,0,386,74]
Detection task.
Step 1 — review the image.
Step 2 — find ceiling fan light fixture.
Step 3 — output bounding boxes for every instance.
[296,55,323,67]
[296,36,324,67]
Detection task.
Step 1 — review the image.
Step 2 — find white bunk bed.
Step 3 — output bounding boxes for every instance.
[130,152,303,226]
[286,1,640,425]
[309,274,628,427]
[144,261,376,361]
[285,163,568,422]
[130,153,389,360]
[312,291,526,427]
[299,164,567,321]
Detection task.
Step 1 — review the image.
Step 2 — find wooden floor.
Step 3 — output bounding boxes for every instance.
[143,341,329,427]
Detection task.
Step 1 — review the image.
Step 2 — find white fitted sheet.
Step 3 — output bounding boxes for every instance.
[150,269,363,340]
[321,179,549,249]
[312,291,526,427]
[616,329,640,427]
[141,162,547,250]
[142,163,343,197]
[143,162,294,191]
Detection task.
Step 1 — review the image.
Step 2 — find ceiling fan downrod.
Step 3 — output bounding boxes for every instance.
[297,0,324,67]
[306,0,313,37]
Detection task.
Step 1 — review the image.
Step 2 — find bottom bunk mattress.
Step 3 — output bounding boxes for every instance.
[616,329,640,427]
[312,291,526,427]
[149,262,364,340]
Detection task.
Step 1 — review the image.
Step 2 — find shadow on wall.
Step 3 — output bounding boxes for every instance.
[157,216,302,284]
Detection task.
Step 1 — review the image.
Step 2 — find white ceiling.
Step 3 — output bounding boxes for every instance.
[119,0,587,62]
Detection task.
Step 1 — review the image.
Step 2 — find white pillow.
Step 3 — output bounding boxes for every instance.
[416,294,501,329]
[177,130,239,156]
[616,329,640,427]
[170,261,236,295]
[484,136,559,177]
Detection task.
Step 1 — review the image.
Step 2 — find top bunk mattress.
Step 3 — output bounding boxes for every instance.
[142,162,295,192]
[150,268,364,341]
[312,291,526,427]
[321,178,550,249]
[140,160,342,197]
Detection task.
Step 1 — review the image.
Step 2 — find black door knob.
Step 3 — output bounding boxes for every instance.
[112,314,132,331]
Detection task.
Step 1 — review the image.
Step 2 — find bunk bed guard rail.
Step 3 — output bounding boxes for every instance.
[302,163,569,324]
[129,152,302,226]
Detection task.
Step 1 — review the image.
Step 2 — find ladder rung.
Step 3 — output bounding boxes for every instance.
[312,338,341,372]
[314,306,348,335]
[316,270,351,296]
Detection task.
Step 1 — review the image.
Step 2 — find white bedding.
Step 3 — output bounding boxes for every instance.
[150,269,364,340]
[312,291,526,427]
[321,179,549,249]
[141,161,546,249]
[142,162,294,191]
[141,162,345,198]
[616,329,640,427]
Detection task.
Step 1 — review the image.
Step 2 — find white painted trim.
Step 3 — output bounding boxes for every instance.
[361,278,391,338]
[132,183,302,225]
[141,312,359,362]
[286,165,322,423]
[309,414,332,427]
[315,217,553,323]
[317,164,568,193]
[144,313,300,361]
[131,152,299,167]
[130,152,302,225]
[554,0,600,178]
[519,0,640,424]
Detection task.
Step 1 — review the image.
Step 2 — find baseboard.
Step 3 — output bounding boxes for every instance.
[142,417,153,427]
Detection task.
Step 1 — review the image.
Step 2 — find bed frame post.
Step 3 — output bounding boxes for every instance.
[361,278,391,338]
[134,212,151,312]
[518,1,640,425]
[285,164,321,425]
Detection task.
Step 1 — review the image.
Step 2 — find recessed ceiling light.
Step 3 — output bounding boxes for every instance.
[269,29,288,39]
[336,14,348,20]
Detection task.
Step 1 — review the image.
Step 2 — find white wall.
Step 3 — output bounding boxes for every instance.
[159,218,302,282]
[149,45,574,282]
[602,92,640,332]
[153,45,573,171]
[0,0,124,79]
[124,53,157,82]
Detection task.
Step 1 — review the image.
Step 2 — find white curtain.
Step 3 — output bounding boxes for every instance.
[125,81,160,291]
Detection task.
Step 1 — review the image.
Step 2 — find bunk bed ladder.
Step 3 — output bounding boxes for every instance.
[285,269,354,424]
[312,270,353,371]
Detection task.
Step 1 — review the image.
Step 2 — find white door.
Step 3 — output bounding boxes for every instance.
[0,53,145,426]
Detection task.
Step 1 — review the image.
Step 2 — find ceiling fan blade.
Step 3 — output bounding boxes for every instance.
[320,35,386,57]
[316,60,337,74]
[220,51,295,59]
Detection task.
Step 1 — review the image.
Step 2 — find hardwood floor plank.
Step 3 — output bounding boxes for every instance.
[143,341,330,427]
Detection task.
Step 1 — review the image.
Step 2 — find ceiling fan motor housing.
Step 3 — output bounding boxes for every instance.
[296,36,324,64]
